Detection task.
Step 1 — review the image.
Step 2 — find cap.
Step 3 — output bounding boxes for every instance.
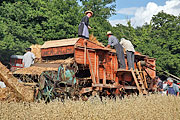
[167,77,173,82]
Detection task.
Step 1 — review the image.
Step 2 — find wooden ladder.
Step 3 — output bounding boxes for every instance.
[131,68,148,95]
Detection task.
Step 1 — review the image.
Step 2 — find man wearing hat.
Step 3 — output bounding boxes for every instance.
[78,10,93,39]
[22,48,35,68]
[106,31,126,69]
[163,77,179,96]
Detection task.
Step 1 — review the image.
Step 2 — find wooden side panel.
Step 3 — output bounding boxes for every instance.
[75,48,118,81]
[105,53,118,80]
[41,45,74,57]
[145,58,156,78]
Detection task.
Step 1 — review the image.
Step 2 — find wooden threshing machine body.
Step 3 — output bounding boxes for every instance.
[41,38,156,94]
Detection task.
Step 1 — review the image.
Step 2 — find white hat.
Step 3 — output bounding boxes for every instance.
[106,31,112,36]
[167,77,173,82]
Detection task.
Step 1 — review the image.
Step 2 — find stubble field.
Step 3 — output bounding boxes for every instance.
[0,94,180,120]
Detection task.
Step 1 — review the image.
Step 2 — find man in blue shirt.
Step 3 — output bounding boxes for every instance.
[106,31,126,69]
[163,77,179,96]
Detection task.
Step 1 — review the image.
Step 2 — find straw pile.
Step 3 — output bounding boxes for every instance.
[0,87,20,101]
[0,62,34,102]
[89,34,104,47]
[45,57,74,64]
[13,66,58,75]
[30,44,42,63]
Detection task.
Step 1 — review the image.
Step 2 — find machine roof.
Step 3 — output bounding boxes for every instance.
[10,55,23,59]
[41,38,79,49]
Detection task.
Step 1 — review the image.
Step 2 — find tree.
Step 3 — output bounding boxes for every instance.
[0,0,82,63]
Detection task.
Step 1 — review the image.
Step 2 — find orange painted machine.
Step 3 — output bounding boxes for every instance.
[39,38,156,99]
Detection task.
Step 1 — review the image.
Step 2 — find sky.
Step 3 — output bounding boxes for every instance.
[108,0,180,27]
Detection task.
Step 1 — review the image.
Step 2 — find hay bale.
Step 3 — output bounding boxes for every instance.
[89,34,104,47]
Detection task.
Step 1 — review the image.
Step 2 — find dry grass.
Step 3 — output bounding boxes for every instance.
[0,94,180,120]
[13,66,58,75]
[89,34,104,47]
[30,44,42,59]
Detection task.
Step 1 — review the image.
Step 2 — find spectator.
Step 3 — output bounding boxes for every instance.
[155,76,163,92]
[162,81,168,95]
[22,48,35,68]
[163,77,179,96]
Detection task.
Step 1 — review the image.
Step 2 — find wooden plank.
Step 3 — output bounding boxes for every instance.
[143,71,148,88]
[103,68,106,85]
[87,50,96,84]
[84,42,87,66]
[137,62,144,81]
[41,45,74,57]
[97,55,99,84]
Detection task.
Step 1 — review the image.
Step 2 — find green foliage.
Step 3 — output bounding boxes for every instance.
[80,0,116,19]
[0,0,81,63]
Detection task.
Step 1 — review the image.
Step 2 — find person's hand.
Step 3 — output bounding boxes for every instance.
[88,26,92,29]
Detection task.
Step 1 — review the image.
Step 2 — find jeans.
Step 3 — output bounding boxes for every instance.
[114,43,126,69]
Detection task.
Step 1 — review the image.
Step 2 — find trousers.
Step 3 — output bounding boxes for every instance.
[114,43,126,69]
[126,51,134,70]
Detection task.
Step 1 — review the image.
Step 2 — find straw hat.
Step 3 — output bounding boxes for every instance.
[106,31,113,36]
[85,10,93,15]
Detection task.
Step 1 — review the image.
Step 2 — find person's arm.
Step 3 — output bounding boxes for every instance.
[163,85,168,91]
[107,37,113,48]
[32,53,36,64]
[32,53,35,60]
[175,85,180,96]
[177,92,179,96]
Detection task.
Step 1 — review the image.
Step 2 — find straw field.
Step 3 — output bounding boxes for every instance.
[0,94,180,120]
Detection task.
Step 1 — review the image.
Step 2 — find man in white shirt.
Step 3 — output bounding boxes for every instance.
[120,38,135,70]
[22,48,35,68]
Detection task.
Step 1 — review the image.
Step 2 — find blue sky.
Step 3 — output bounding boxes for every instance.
[109,0,167,20]
[108,0,180,27]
